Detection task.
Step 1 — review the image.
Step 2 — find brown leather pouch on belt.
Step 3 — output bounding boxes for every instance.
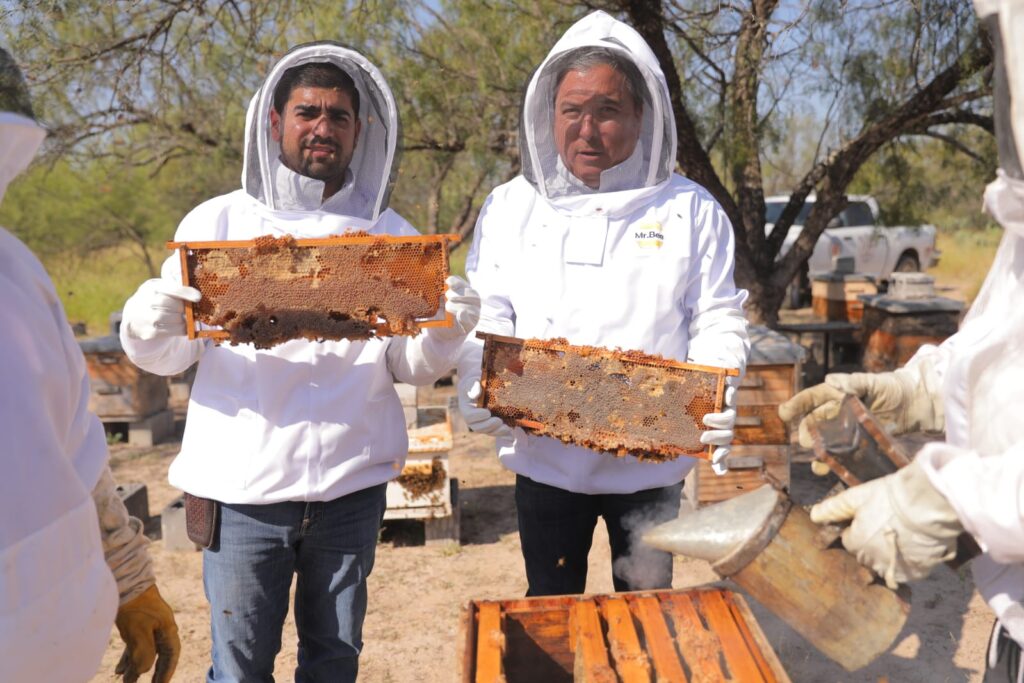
[184,493,219,549]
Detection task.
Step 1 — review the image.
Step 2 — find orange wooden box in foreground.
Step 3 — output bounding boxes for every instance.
[167,233,456,349]
[477,333,739,461]
[459,587,789,682]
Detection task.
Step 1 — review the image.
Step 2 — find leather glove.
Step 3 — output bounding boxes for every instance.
[457,372,515,440]
[431,275,480,341]
[779,367,943,449]
[809,460,963,589]
[700,383,737,475]
[114,584,180,683]
[122,278,201,341]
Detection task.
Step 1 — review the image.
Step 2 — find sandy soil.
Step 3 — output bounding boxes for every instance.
[87,402,995,683]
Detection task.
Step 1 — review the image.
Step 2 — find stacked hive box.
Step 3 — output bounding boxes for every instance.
[811,272,877,323]
[685,327,804,507]
[79,335,173,446]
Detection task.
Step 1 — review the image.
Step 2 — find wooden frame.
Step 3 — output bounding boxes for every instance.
[167,233,456,343]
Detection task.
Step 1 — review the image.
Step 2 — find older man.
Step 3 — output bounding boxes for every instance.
[457,12,749,597]
[119,43,479,682]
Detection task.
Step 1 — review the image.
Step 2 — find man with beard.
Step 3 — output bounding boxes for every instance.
[120,44,479,682]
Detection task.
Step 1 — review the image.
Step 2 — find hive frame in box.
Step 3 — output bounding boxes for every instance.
[458,587,790,682]
[476,333,739,461]
[167,233,456,344]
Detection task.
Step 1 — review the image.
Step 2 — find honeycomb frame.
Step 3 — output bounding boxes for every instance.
[476,333,739,462]
[168,233,455,349]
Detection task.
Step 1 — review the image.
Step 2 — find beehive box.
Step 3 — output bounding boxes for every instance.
[811,272,877,323]
[860,295,962,371]
[384,405,459,544]
[168,233,454,349]
[79,335,168,420]
[459,587,790,682]
[477,334,738,461]
[686,327,803,507]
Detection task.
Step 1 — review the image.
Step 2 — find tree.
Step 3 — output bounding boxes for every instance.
[600,0,992,324]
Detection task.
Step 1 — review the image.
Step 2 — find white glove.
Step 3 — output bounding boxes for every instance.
[809,460,963,589]
[779,366,944,449]
[457,372,514,439]
[431,275,480,341]
[122,278,201,341]
[701,384,736,475]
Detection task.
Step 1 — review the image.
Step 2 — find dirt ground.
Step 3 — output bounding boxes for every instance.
[88,397,996,683]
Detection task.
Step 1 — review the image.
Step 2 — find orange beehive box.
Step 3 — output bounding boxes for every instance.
[168,233,454,349]
[476,333,737,461]
[459,588,790,682]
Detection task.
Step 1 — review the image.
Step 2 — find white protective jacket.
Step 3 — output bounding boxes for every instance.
[121,43,463,504]
[0,112,118,681]
[462,11,750,495]
[914,0,1024,646]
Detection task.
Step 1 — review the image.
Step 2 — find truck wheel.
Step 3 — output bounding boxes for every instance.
[895,251,920,272]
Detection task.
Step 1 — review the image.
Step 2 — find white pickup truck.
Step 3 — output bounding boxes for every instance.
[766,194,940,305]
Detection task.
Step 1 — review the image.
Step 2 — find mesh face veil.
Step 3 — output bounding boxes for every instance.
[242,42,401,220]
[519,11,677,201]
[0,48,45,204]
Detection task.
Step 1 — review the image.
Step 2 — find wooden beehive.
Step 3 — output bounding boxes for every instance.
[477,333,738,462]
[459,587,790,682]
[860,294,962,372]
[810,272,877,323]
[686,327,803,507]
[168,233,455,349]
[383,405,459,544]
[79,335,168,420]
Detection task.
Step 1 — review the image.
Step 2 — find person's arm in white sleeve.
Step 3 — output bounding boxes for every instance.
[918,441,1024,564]
[120,252,206,376]
[455,193,516,438]
[682,197,750,472]
[386,275,480,385]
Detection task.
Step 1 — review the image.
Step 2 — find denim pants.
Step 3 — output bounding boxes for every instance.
[514,474,683,596]
[202,483,387,683]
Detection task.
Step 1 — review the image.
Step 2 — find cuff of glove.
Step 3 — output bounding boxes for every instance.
[892,459,963,540]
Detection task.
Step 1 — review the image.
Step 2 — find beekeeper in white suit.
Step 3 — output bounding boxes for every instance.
[0,49,179,682]
[458,12,749,597]
[779,2,1024,678]
[118,42,479,681]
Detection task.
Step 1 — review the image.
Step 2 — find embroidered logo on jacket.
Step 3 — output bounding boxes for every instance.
[634,222,664,249]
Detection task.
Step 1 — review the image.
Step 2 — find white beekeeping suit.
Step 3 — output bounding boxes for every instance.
[0,49,177,682]
[782,1,1024,667]
[120,41,476,505]
[458,11,749,495]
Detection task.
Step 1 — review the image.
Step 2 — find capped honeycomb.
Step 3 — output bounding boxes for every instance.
[169,233,453,349]
[477,333,739,462]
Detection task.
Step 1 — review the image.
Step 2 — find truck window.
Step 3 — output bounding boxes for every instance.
[839,202,875,226]
[765,201,813,226]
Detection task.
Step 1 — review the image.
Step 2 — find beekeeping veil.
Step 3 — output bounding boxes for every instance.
[0,47,45,205]
[519,11,677,202]
[242,41,401,220]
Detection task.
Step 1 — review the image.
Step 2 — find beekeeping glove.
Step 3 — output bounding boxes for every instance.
[114,585,180,683]
[779,358,944,449]
[429,276,480,341]
[122,278,201,341]
[810,459,962,589]
[92,467,180,682]
[456,342,514,439]
[700,381,737,475]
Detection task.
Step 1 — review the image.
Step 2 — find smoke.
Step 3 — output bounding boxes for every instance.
[611,494,685,591]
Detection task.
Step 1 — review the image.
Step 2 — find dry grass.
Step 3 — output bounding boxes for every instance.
[927,227,1003,304]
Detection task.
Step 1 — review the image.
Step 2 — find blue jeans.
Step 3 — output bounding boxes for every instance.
[202,484,387,683]
[514,475,682,596]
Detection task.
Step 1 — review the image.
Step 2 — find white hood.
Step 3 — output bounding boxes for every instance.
[0,46,45,204]
[241,41,401,220]
[519,10,677,204]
